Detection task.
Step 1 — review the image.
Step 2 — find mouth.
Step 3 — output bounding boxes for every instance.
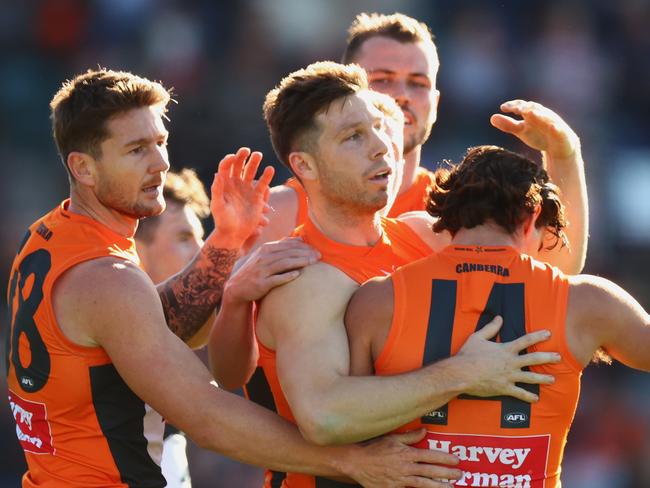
[401,109,415,126]
[141,182,163,194]
[369,167,393,183]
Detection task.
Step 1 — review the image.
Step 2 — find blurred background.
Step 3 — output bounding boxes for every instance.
[1,0,649,486]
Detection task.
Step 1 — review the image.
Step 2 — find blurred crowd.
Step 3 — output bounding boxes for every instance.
[1,1,649,487]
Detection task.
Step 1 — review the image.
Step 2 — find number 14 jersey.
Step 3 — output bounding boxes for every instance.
[379,245,581,488]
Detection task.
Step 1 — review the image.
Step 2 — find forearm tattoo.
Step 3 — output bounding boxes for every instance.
[157,246,239,341]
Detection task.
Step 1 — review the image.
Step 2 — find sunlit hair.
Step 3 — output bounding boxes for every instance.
[342,12,437,64]
[135,168,209,243]
[263,61,368,176]
[50,68,172,176]
[426,145,568,251]
[368,90,404,127]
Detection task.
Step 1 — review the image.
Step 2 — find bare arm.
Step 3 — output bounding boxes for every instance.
[491,100,588,274]
[156,148,274,342]
[567,274,650,369]
[209,237,319,389]
[259,264,557,446]
[54,258,459,487]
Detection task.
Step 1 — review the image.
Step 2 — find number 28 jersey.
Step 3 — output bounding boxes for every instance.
[379,246,581,488]
[6,200,165,487]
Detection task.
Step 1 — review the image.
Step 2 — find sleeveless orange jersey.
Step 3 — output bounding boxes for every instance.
[249,216,432,488]
[284,166,434,224]
[6,200,165,488]
[379,245,581,488]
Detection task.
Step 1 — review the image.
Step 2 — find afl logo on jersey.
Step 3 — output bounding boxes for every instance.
[504,412,528,424]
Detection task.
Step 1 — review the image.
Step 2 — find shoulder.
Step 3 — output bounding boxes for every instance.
[345,276,394,354]
[396,211,451,252]
[53,256,158,346]
[346,276,394,331]
[567,274,629,316]
[264,262,357,308]
[269,183,299,209]
[249,184,300,249]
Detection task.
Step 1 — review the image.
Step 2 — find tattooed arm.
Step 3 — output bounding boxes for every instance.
[157,148,274,344]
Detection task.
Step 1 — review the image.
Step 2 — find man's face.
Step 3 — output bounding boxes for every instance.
[93,106,170,219]
[137,202,205,284]
[311,90,396,213]
[353,36,440,155]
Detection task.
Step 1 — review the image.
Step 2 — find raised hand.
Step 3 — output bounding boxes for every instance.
[490,100,579,160]
[345,428,461,488]
[210,147,275,249]
[457,316,560,402]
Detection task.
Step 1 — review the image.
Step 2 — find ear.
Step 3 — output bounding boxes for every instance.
[430,89,441,125]
[522,204,542,240]
[288,151,318,182]
[67,151,97,187]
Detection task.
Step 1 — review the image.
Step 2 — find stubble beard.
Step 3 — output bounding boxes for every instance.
[96,179,165,220]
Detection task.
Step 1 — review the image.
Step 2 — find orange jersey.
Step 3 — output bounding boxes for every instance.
[379,245,581,488]
[6,200,165,487]
[284,166,434,223]
[249,216,432,488]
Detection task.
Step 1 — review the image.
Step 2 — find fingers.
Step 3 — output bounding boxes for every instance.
[242,150,262,181]
[515,350,561,368]
[514,370,555,386]
[490,113,523,135]
[256,166,275,193]
[231,147,251,178]
[507,329,551,352]
[506,385,540,403]
[473,315,503,339]
[388,427,427,445]
[408,462,462,482]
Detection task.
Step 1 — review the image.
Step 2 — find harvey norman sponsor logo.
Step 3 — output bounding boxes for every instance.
[8,390,55,455]
[414,431,550,487]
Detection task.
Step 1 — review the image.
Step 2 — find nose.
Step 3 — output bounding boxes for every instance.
[151,144,170,173]
[389,80,410,108]
[370,126,391,161]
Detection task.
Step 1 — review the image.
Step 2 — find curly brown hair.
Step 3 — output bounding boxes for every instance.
[426,145,568,250]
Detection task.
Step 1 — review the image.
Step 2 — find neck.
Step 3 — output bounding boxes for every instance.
[68,186,138,237]
[399,146,421,195]
[451,223,526,251]
[307,194,383,247]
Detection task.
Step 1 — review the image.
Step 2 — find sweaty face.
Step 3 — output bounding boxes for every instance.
[311,90,396,214]
[137,202,205,283]
[353,36,440,155]
[93,106,170,219]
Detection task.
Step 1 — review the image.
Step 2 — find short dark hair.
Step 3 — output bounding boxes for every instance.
[342,12,436,64]
[426,145,568,250]
[135,169,209,243]
[50,68,171,175]
[263,61,368,174]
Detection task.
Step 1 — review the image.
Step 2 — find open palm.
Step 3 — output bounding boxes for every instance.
[210,147,274,248]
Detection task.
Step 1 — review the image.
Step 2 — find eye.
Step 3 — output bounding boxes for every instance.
[370,77,392,87]
[129,145,145,155]
[409,77,431,89]
[344,131,362,142]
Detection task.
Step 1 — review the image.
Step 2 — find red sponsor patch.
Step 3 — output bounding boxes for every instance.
[414,431,550,487]
[8,390,55,455]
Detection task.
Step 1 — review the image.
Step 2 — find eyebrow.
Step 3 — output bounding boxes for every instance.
[124,131,169,148]
[367,68,431,79]
[334,113,383,136]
